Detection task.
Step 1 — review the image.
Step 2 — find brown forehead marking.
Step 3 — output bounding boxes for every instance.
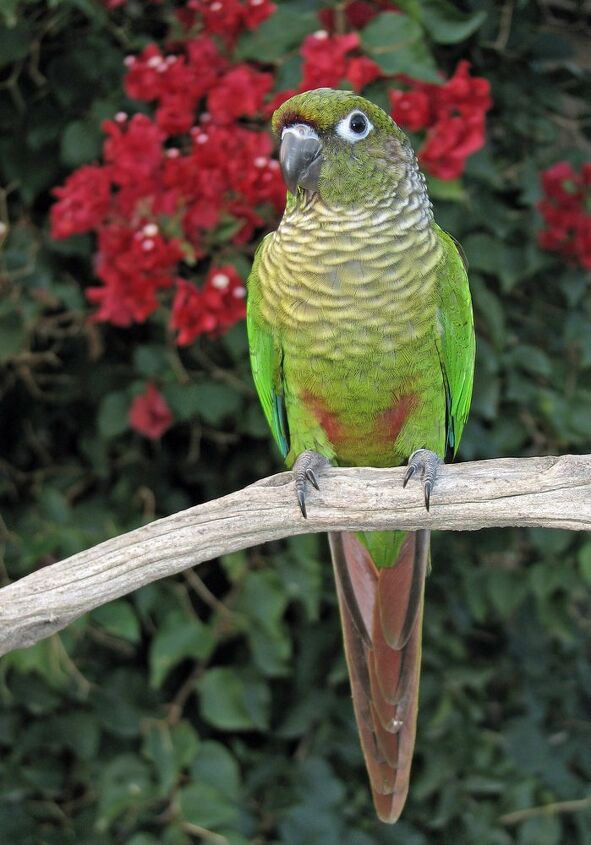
[275,110,321,137]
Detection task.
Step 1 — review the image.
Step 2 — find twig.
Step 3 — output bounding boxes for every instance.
[1,454,590,657]
[181,822,229,844]
[499,794,591,825]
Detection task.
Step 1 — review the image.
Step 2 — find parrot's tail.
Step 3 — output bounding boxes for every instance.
[328,529,429,823]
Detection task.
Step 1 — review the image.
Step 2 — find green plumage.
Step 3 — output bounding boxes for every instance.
[247,88,475,821]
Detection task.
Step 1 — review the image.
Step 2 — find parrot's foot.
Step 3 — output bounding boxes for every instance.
[403,448,442,512]
[293,450,331,519]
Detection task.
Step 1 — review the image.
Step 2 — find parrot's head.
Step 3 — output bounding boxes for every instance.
[272,88,413,207]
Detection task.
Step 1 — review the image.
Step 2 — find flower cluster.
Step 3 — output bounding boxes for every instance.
[538,161,591,270]
[265,29,382,115]
[51,30,284,329]
[172,266,246,345]
[179,0,276,48]
[390,60,492,179]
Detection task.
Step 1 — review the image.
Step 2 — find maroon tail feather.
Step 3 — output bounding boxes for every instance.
[329,530,429,823]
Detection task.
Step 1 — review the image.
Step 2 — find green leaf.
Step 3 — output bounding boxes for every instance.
[165,380,244,425]
[60,119,103,167]
[506,345,552,379]
[97,391,130,439]
[91,600,141,643]
[39,487,70,524]
[427,175,465,202]
[96,754,155,833]
[518,816,561,845]
[235,570,291,676]
[361,12,440,81]
[53,711,100,761]
[486,569,527,618]
[93,669,160,738]
[190,740,241,801]
[577,544,591,585]
[470,275,505,351]
[462,233,499,276]
[198,668,270,731]
[0,0,20,26]
[177,782,239,829]
[420,0,487,45]
[149,610,215,688]
[0,21,30,67]
[133,344,168,378]
[235,5,317,62]
[142,720,199,794]
[0,311,25,362]
[192,382,242,426]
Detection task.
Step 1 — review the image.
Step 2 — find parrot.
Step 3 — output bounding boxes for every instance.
[246,87,475,823]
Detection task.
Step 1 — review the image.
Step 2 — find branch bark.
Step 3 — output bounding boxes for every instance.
[1,454,589,657]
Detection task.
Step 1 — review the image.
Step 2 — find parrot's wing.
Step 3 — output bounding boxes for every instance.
[246,234,290,459]
[434,226,475,459]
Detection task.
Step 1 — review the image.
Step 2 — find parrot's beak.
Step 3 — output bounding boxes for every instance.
[279,124,323,195]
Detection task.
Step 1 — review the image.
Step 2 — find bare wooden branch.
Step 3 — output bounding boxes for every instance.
[1,454,589,657]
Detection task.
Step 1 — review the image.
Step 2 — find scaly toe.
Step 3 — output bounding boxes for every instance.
[403,448,442,512]
[293,450,330,519]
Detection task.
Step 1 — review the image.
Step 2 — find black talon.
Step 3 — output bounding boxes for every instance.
[424,481,432,511]
[306,468,320,490]
[402,464,416,488]
[297,489,308,519]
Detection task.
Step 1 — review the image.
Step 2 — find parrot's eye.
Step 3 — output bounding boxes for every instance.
[336,110,373,143]
[350,113,367,134]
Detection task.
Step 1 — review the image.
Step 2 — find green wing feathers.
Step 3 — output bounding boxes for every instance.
[247,236,290,459]
[434,225,475,459]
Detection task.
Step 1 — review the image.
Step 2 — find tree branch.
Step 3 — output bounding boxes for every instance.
[1,454,589,657]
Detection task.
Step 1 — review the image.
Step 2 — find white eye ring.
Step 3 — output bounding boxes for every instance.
[335,110,373,143]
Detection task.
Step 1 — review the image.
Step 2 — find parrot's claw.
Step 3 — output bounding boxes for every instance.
[402,449,442,512]
[293,450,330,518]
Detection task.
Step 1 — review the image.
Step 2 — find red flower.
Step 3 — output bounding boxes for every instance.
[346,56,381,92]
[300,31,360,90]
[389,89,432,131]
[123,45,167,102]
[129,384,173,440]
[156,94,196,136]
[103,114,164,186]
[208,65,274,124]
[390,61,492,179]
[538,161,591,269]
[50,165,112,239]
[243,0,276,29]
[575,217,591,269]
[541,161,581,206]
[419,114,485,180]
[171,266,246,345]
[187,0,275,48]
[319,0,387,32]
[437,60,492,118]
[88,224,184,326]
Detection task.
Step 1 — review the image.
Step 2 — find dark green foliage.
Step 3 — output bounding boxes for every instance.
[1,1,591,843]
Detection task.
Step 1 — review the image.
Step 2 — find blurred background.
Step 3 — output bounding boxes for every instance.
[1,1,591,843]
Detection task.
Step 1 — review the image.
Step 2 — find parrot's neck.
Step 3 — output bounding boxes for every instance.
[260,153,442,349]
[283,153,433,233]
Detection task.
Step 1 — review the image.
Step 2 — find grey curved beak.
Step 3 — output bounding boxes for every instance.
[279,124,323,195]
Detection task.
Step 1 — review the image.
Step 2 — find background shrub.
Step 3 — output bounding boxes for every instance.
[1,1,590,843]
